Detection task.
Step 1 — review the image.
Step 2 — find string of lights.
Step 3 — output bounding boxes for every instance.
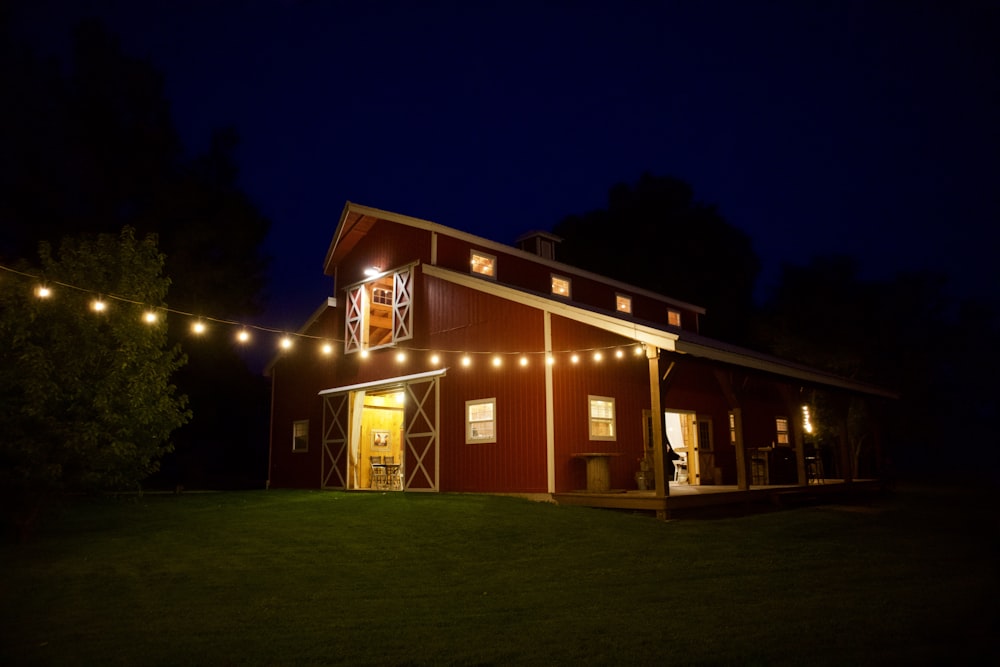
[1,262,649,366]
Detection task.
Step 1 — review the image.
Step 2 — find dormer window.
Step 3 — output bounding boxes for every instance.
[551,275,571,298]
[616,294,632,314]
[470,250,496,278]
[667,309,681,327]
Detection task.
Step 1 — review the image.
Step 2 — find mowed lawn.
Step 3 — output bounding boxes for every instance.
[1,485,995,666]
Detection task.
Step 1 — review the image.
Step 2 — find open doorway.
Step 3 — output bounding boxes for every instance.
[349,388,406,490]
[664,411,699,485]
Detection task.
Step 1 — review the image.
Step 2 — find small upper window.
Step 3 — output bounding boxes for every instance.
[292,420,309,452]
[667,309,682,327]
[588,396,616,441]
[470,251,496,278]
[466,398,497,443]
[551,275,571,298]
[616,294,632,314]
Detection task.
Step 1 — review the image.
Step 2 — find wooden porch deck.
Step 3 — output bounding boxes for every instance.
[553,479,884,518]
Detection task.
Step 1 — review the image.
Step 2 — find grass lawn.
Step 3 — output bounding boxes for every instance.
[1,484,996,666]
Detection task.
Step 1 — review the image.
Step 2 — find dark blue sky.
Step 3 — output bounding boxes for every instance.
[10,1,999,331]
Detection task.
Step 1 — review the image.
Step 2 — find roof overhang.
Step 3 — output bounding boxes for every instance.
[318,368,449,397]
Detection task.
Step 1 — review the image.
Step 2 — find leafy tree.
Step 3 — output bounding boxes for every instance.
[2,19,271,489]
[0,228,189,536]
[552,173,761,342]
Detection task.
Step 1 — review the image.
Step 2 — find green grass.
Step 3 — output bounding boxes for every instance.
[1,485,996,666]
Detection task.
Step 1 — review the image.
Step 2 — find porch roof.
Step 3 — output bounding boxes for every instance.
[318,367,449,396]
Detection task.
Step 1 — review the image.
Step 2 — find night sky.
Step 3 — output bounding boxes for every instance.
[9,0,999,333]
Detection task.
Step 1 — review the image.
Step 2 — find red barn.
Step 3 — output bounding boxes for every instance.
[268,203,891,508]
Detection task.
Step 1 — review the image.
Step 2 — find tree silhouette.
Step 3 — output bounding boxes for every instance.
[552,173,760,342]
[1,19,271,489]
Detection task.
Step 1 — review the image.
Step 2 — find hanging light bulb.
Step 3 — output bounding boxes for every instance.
[461,355,471,367]
[430,353,441,365]
[491,355,502,367]
[236,329,251,343]
[91,297,107,313]
[143,310,158,324]
[519,356,528,367]
[321,342,333,355]
[192,321,206,335]
[593,351,603,362]
[280,336,293,350]
[35,285,52,299]
[396,351,406,363]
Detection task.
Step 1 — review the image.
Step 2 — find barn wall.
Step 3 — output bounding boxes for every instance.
[549,315,651,493]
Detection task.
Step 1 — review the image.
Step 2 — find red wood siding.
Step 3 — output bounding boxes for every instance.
[549,314,651,492]
[268,308,340,488]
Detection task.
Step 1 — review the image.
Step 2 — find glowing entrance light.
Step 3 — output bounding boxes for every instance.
[363,266,381,276]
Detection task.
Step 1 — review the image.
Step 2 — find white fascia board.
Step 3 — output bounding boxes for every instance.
[318,368,449,396]
[422,264,678,352]
[340,202,704,313]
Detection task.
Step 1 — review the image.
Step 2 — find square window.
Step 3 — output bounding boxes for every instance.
[667,309,681,327]
[588,396,616,441]
[292,420,309,452]
[470,251,496,278]
[551,275,571,298]
[466,398,497,443]
[616,294,632,313]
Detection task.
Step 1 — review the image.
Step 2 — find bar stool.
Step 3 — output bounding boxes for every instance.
[805,454,825,484]
[369,455,386,489]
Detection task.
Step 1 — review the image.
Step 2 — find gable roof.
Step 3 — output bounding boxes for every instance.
[322,201,895,399]
[326,201,705,314]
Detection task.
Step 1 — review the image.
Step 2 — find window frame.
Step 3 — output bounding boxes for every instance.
[588,395,617,441]
[551,274,572,298]
[470,250,497,279]
[292,419,309,453]
[775,416,790,445]
[465,397,497,444]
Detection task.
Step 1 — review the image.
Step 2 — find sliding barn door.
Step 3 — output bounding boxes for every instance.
[403,376,439,491]
[321,393,350,489]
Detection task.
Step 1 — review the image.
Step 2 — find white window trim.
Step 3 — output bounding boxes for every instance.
[470,250,497,279]
[588,395,616,441]
[292,419,309,452]
[466,397,497,444]
[551,274,572,299]
[615,293,632,314]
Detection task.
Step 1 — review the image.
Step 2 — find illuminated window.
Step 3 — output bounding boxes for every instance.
[344,266,414,354]
[667,309,681,327]
[776,417,789,445]
[292,420,309,452]
[729,412,737,445]
[551,275,571,298]
[588,396,616,441]
[466,398,496,444]
[470,250,496,278]
[616,294,632,314]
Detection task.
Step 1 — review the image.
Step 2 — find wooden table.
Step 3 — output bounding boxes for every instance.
[572,452,622,492]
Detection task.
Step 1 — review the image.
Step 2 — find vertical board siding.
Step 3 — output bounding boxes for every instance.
[549,315,651,492]
[422,274,549,492]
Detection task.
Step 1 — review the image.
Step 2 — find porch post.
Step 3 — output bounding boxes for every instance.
[647,345,669,505]
[713,369,748,490]
[831,392,854,485]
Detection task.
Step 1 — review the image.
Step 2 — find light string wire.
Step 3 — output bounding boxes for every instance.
[1,262,649,361]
